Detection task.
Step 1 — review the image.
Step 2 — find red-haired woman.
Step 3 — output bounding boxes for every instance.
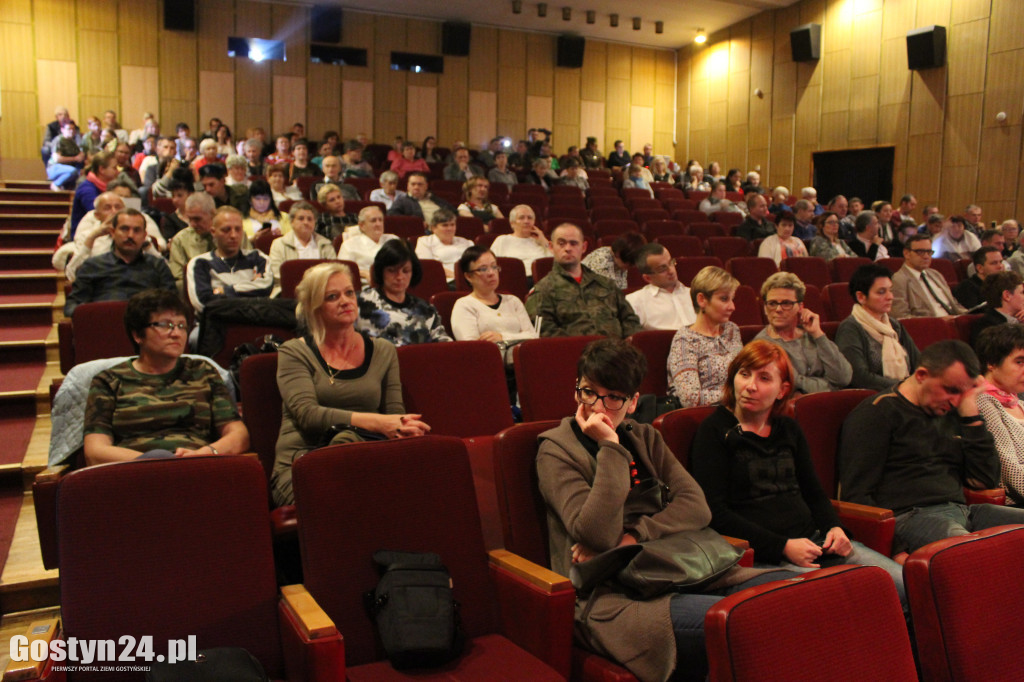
[689,339,906,606]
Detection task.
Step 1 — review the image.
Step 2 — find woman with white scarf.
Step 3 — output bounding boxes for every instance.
[834,263,920,391]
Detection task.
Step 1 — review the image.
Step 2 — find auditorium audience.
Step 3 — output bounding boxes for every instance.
[581,231,646,290]
[83,289,248,465]
[314,184,358,241]
[809,211,856,260]
[268,201,336,297]
[387,171,454,224]
[388,142,427,179]
[626,243,696,330]
[451,246,538,355]
[487,151,517,189]
[890,234,967,318]
[312,155,360,201]
[835,264,920,391]
[974,324,1024,504]
[186,206,273,313]
[847,210,888,261]
[70,151,120,238]
[266,164,302,204]
[736,193,774,241]
[457,177,504,226]
[954,245,1004,311]
[489,204,551,274]
[242,179,289,238]
[272,262,430,506]
[337,206,398,282]
[414,208,473,282]
[668,266,742,407]
[368,170,404,209]
[699,181,743,217]
[755,272,851,394]
[757,212,808,265]
[933,215,981,261]
[974,272,1024,343]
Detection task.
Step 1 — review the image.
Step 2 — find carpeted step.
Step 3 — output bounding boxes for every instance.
[0,271,61,296]
[0,215,65,231]
[0,202,69,216]
[0,250,54,270]
[0,231,58,250]
[0,295,58,327]
[0,189,69,203]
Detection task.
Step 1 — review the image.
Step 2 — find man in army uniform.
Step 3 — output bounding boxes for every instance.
[526,223,642,338]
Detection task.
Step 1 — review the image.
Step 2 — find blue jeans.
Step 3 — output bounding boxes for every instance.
[669,570,799,681]
[894,502,1024,554]
[47,163,79,189]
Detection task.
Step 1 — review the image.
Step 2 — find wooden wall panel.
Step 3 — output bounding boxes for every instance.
[196,0,233,72]
[1,91,40,159]
[948,19,989,96]
[272,5,307,77]
[580,101,606,155]
[630,106,654,157]
[769,118,793,191]
[881,0,916,40]
[821,50,850,115]
[581,40,607,103]
[160,100,197,137]
[939,166,978,217]
[728,71,750,126]
[977,125,1021,202]
[198,71,234,133]
[607,44,632,81]
[496,30,526,139]
[410,86,440,148]
[236,61,272,108]
[272,76,306,136]
[37,60,79,124]
[0,22,36,92]
[794,85,821,145]
[631,49,656,104]
[878,38,910,105]
[77,0,116,30]
[341,80,373,141]
[824,0,852,51]
[159,29,197,104]
[235,0,271,37]
[942,95,982,168]
[877,102,909,145]
[916,0,951,26]
[850,10,883,78]
[118,0,158,67]
[905,134,943,200]
[466,90,495,150]
[78,30,119,97]
[554,68,582,127]
[308,109,340,141]
[727,124,748,171]
[526,34,554,97]
[121,66,159,128]
[438,57,468,146]
[848,76,880,142]
[33,0,76,61]
[654,82,675,138]
[468,27,498,92]
[0,0,32,23]
[526,96,554,135]
[952,0,990,24]
[983,50,1024,126]
[605,79,630,147]
[989,0,1024,54]
[772,61,797,119]
[308,64,341,110]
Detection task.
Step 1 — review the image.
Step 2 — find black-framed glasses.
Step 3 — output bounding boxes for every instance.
[651,259,678,275]
[576,385,629,411]
[147,321,188,333]
[909,248,935,256]
[764,300,799,310]
[469,265,501,275]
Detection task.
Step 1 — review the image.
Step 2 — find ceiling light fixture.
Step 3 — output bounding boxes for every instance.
[610,13,618,27]
[632,17,641,30]
[562,7,571,20]
[538,3,547,17]
[695,28,706,43]
[586,10,595,24]
[512,0,521,13]
[655,21,663,34]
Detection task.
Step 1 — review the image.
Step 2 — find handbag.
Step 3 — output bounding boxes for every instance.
[145,647,268,682]
[570,475,742,599]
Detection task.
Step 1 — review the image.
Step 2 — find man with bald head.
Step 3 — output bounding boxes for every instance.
[311,155,360,201]
[186,207,273,313]
[169,193,251,296]
[490,204,551,277]
[525,222,642,337]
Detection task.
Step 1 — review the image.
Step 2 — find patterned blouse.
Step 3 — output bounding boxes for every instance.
[667,322,742,407]
[581,246,628,290]
[355,287,453,346]
[976,393,1024,504]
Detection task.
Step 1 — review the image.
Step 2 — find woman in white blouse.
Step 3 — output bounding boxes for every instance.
[414,208,473,283]
[975,324,1024,505]
[268,201,337,297]
[451,246,538,357]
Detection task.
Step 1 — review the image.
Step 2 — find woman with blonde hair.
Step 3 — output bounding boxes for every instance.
[272,262,430,506]
[667,266,742,407]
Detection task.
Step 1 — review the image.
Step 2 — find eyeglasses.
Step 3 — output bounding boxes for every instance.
[909,249,935,256]
[147,321,188,333]
[764,300,799,310]
[651,259,678,275]
[470,265,501,275]
[576,385,629,411]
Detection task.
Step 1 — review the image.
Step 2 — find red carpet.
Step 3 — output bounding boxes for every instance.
[0,487,23,575]
[0,401,38,466]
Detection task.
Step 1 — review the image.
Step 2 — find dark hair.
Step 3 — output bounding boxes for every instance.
[292,137,308,151]
[576,338,647,396]
[903,233,932,250]
[458,245,492,276]
[812,211,837,229]
[633,242,667,272]
[175,122,189,132]
[198,163,227,180]
[344,139,364,153]
[406,171,429,183]
[972,245,1001,268]
[721,340,795,416]
[610,231,647,263]
[124,289,188,352]
[980,229,1003,244]
[247,179,281,218]
[372,239,423,289]
[775,212,795,226]
[848,264,894,299]
[170,167,195,188]
[918,339,981,378]
[982,271,1023,309]
[975,324,1024,371]
[111,207,144,231]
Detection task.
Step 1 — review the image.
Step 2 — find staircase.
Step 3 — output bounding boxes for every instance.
[0,181,67,617]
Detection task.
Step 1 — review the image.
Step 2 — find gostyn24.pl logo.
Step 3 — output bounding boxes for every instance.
[10,635,197,665]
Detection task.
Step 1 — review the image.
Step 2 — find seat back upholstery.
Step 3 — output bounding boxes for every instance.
[293,436,498,666]
[495,257,530,300]
[823,282,856,321]
[493,420,562,567]
[408,257,450,299]
[898,316,953,349]
[705,565,916,682]
[514,336,602,422]
[830,257,872,282]
[71,301,135,369]
[628,329,676,397]
[429,290,469,337]
[904,525,1024,682]
[726,257,779,291]
[653,406,717,470]
[792,389,876,496]
[59,457,283,678]
[781,257,831,288]
[279,258,336,298]
[238,352,282,481]
[397,341,513,437]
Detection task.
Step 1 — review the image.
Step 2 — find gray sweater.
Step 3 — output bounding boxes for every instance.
[754,328,853,393]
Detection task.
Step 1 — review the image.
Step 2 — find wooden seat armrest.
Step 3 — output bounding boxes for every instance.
[280,584,337,640]
[722,535,750,551]
[832,500,894,520]
[33,464,70,485]
[488,549,573,593]
[2,617,61,682]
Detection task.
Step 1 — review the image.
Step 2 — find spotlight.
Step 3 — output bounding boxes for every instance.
[610,13,618,27]
[655,21,663,34]
[632,17,641,30]
[695,28,706,43]
[538,3,547,17]
[250,48,265,62]
[586,10,595,24]
[562,7,571,21]
[512,0,522,14]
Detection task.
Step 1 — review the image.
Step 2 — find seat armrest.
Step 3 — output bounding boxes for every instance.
[278,585,344,682]
[57,319,73,376]
[833,500,895,557]
[2,617,62,682]
[33,465,71,571]
[488,549,575,679]
[964,487,1006,506]
[721,535,749,550]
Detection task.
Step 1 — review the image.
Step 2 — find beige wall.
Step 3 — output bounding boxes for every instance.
[0,0,675,167]
[676,0,1024,219]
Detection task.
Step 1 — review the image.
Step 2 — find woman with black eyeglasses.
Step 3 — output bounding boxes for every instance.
[754,272,851,394]
[82,289,249,465]
[450,246,537,347]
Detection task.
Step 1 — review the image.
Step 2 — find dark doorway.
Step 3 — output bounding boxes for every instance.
[812,146,895,207]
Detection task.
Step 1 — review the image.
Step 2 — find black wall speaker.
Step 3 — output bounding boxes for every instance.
[311,6,343,44]
[442,22,471,56]
[557,35,585,68]
[164,0,195,31]
[789,23,821,62]
[907,25,946,70]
